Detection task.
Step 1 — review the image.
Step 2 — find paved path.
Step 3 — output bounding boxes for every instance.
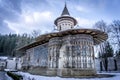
[0,71,12,80]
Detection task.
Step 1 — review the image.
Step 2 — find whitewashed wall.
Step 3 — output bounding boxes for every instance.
[6,58,16,70]
[17,58,22,70]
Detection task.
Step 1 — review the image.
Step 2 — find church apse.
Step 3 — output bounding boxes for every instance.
[47,34,97,76]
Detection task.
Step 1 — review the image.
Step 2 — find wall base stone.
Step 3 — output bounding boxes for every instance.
[57,68,96,77]
[47,68,57,76]
[47,68,96,77]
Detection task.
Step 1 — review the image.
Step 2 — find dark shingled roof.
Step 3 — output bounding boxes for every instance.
[61,4,70,16]
[18,29,108,51]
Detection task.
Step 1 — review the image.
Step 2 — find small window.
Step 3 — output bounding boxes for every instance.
[60,25,61,30]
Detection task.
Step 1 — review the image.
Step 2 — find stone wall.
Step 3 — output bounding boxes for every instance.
[95,59,100,71]
[22,43,48,70]
[6,58,17,70]
[0,60,6,70]
[34,43,48,67]
[95,57,120,72]
[115,57,120,71]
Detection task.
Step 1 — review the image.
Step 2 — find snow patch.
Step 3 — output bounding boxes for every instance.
[15,72,120,80]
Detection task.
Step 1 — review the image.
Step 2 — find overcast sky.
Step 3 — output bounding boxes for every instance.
[0,0,120,34]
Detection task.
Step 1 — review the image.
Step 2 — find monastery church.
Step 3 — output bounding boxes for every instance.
[19,4,107,77]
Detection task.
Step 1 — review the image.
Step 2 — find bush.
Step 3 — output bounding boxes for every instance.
[7,72,23,80]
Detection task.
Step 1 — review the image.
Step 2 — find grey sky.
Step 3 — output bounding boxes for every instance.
[0,0,120,34]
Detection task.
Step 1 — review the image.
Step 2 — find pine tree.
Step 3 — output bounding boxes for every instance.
[103,42,114,57]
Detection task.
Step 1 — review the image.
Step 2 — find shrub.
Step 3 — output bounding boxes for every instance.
[7,72,23,80]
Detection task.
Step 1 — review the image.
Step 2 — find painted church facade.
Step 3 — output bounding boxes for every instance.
[19,4,107,77]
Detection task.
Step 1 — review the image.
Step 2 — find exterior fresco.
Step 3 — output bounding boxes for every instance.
[19,4,108,77]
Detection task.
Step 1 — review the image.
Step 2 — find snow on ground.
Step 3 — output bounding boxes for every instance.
[16,72,120,80]
[0,56,8,60]
[5,73,13,80]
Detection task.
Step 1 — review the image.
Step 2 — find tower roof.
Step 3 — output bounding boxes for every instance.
[54,3,77,29]
[61,4,70,16]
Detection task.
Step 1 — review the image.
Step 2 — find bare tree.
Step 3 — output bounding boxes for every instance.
[110,20,120,48]
[93,20,113,71]
[31,30,41,38]
[93,20,110,33]
[93,20,109,57]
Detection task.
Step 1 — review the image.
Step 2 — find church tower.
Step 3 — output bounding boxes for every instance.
[54,4,77,31]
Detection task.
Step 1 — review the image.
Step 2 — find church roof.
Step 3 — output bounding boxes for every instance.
[61,4,70,16]
[18,29,108,51]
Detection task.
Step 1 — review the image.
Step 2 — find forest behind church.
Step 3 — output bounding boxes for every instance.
[0,33,36,57]
[0,20,120,58]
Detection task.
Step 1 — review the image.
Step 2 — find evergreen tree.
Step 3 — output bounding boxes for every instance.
[102,42,114,57]
[99,41,114,71]
[116,49,120,57]
[0,33,34,57]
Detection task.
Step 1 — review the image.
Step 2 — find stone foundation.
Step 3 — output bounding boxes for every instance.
[57,68,96,77]
[23,66,96,77]
[28,67,47,75]
[47,68,57,76]
[46,68,96,77]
